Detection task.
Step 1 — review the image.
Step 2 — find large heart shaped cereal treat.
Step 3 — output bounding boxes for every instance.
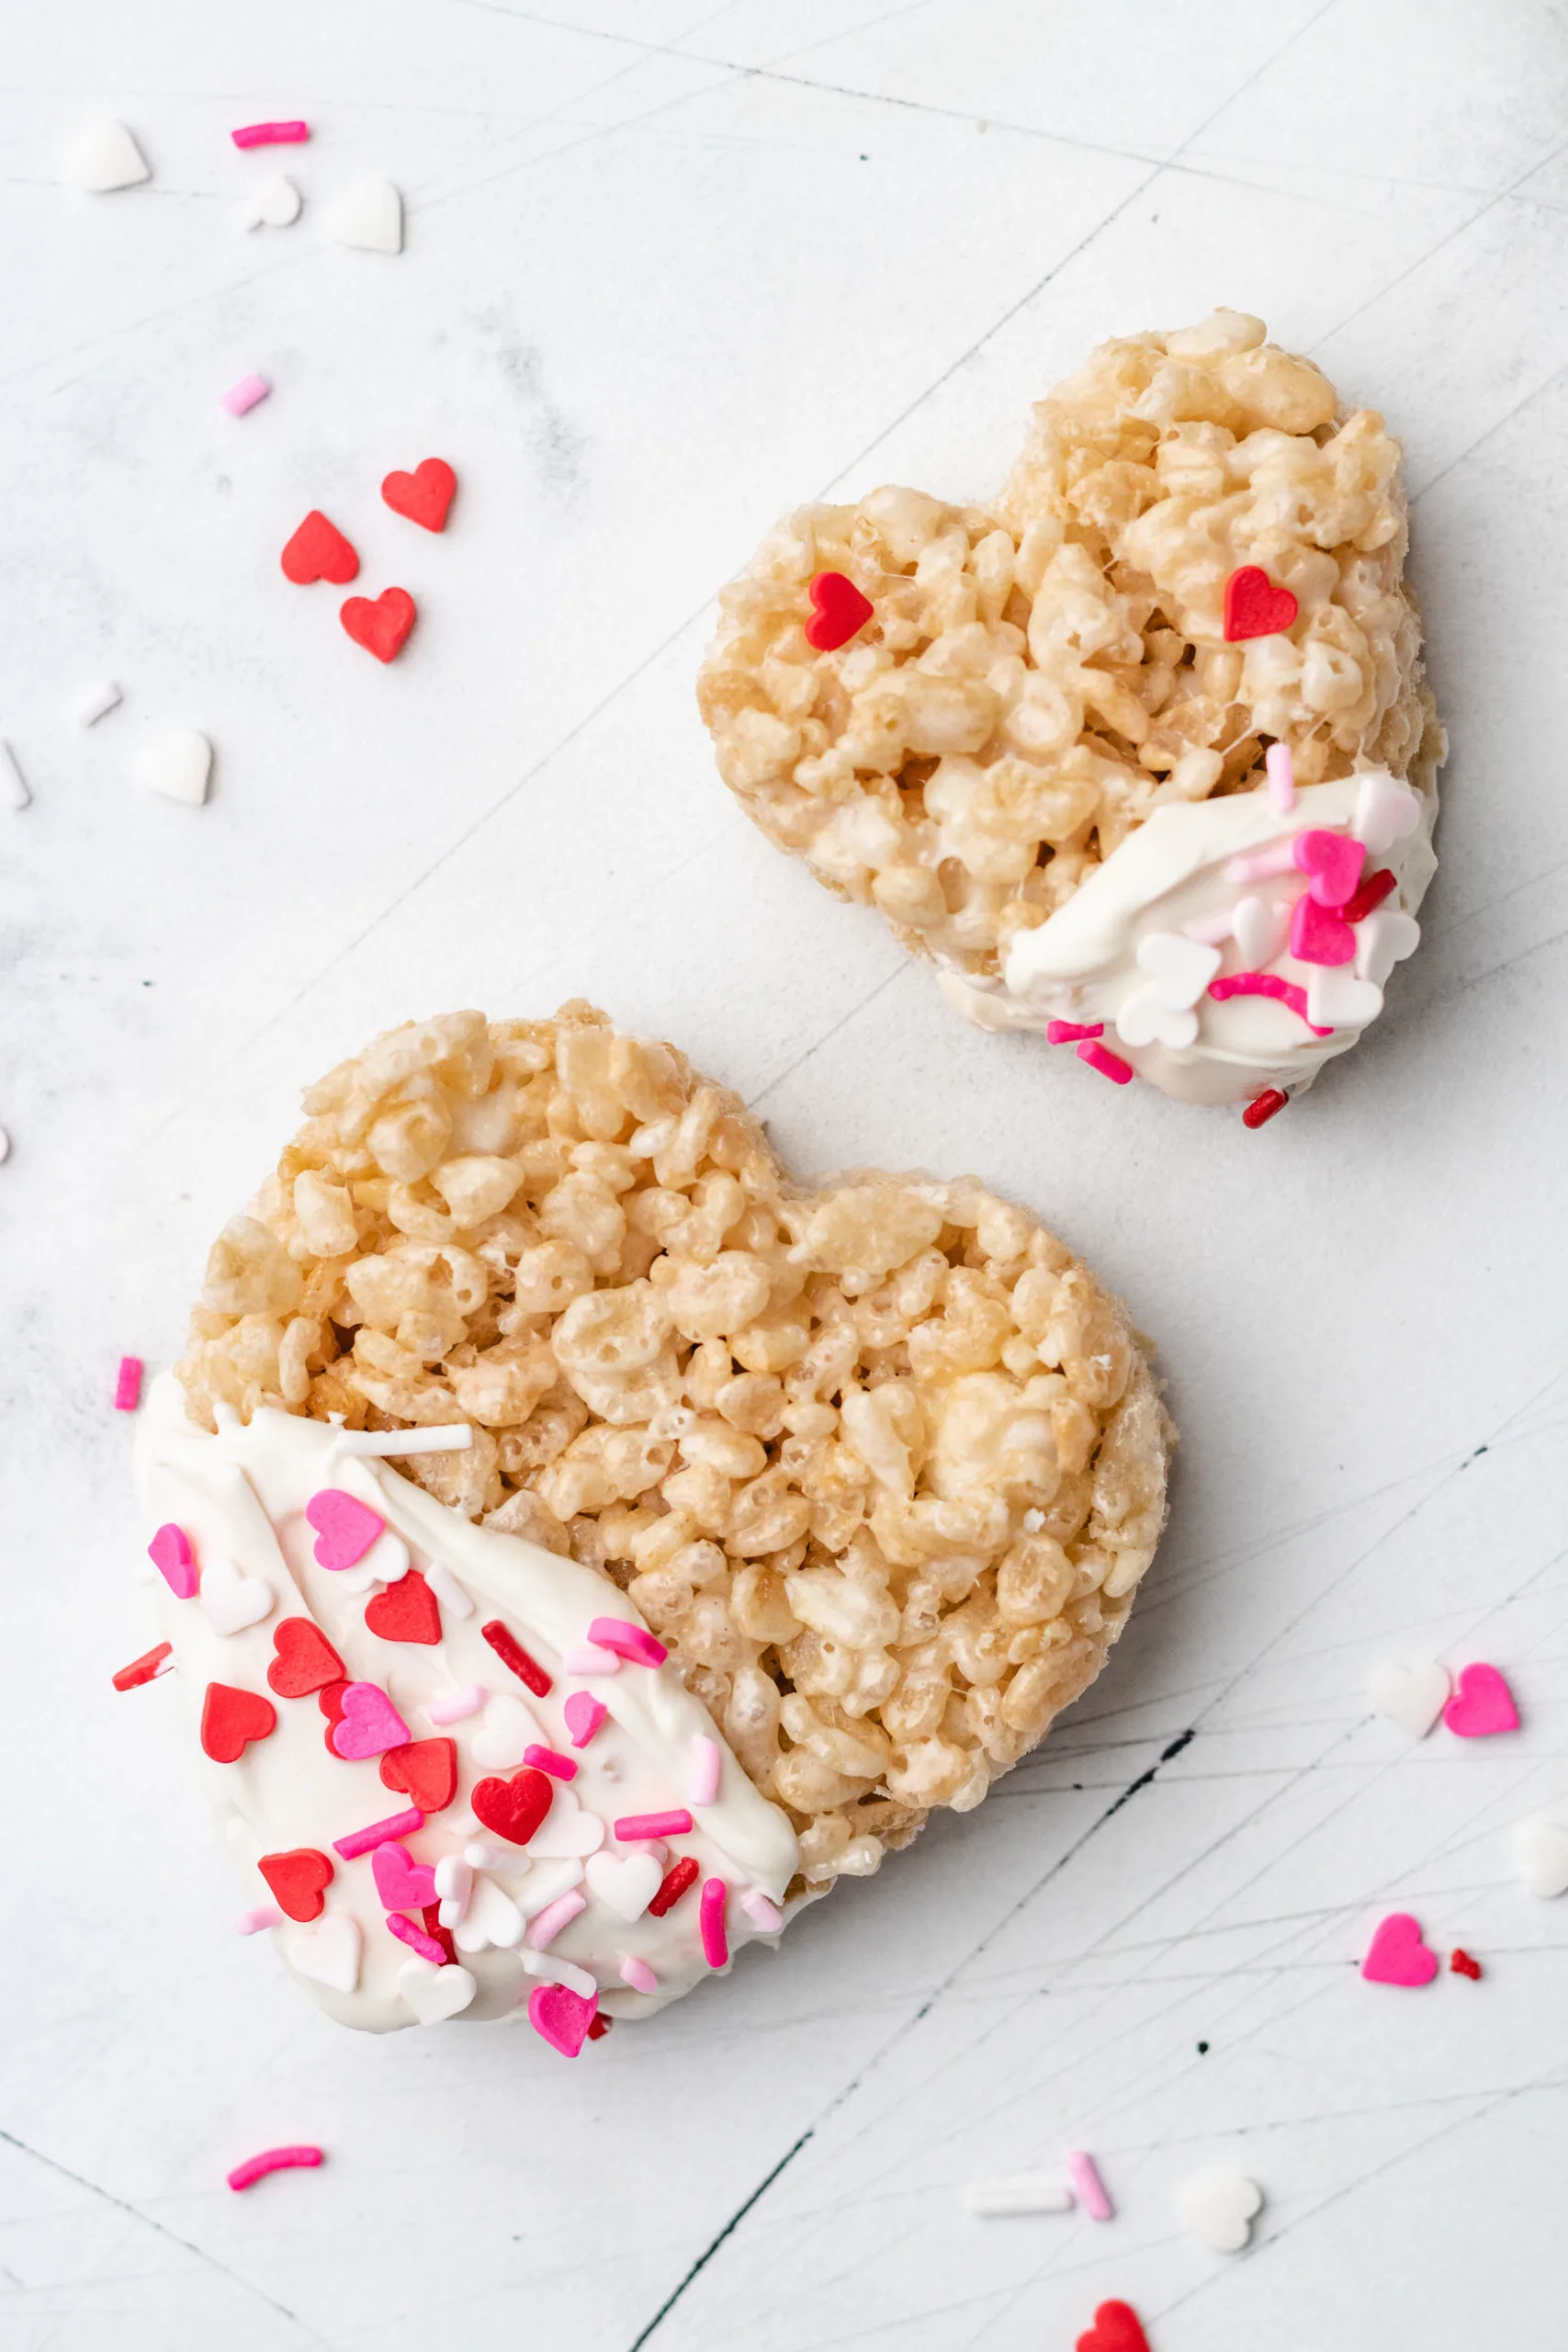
[138,1005,1170,2042]
[698,311,1446,1110]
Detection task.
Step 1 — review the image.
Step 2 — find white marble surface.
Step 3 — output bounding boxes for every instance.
[3,4,1567,2346]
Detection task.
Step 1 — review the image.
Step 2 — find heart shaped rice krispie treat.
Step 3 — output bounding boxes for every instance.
[697,311,1447,1110]
[141,1004,1171,2041]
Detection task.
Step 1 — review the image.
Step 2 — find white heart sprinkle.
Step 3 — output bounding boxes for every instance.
[322,176,402,254]
[1356,908,1420,987]
[199,1557,275,1638]
[1354,770,1420,855]
[242,175,301,231]
[469,1692,538,1770]
[1305,967,1383,1031]
[67,119,150,193]
[329,1524,410,1596]
[288,1914,361,1994]
[1233,893,1291,969]
[527,1783,606,1860]
[1135,929,1222,1009]
[452,1872,525,1953]
[434,1854,473,1926]
[1174,2166,1263,2252]
[398,1958,477,2024]
[1513,1817,1568,1900]
[585,1850,662,1924]
[1114,985,1197,1051]
[134,728,211,807]
[1371,1660,1450,1739]
[73,680,121,729]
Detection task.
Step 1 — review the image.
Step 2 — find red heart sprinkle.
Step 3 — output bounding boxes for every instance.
[258,1848,333,1923]
[379,1736,457,1815]
[365,1568,442,1645]
[1077,2301,1151,2352]
[200,1681,277,1763]
[340,587,416,663]
[647,1855,699,1917]
[280,510,359,587]
[471,1766,554,1847]
[318,1679,349,1752]
[1243,1087,1289,1130]
[381,458,457,533]
[805,570,874,652]
[1223,564,1298,642]
[1450,1948,1483,1980]
[267,1617,345,1698]
[420,1903,458,1966]
[1289,892,1356,967]
[1341,865,1397,926]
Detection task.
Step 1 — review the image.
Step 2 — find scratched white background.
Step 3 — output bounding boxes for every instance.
[3,3,1567,2346]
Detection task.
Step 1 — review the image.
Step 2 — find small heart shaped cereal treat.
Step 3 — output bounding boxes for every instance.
[699,311,1443,1109]
[138,1006,1170,2036]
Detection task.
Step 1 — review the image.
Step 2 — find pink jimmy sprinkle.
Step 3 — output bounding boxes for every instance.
[1077,1039,1134,1086]
[1182,907,1235,945]
[385,1912,446,1967]
[425,1683,487,1726]
[1208,971,1332,1036]
[690,1736,721,1808]
[619,1955,659,1995]
[231,120,310,149]
[226,2143,323,2192]
[1065,2149,1114,2222]
[1225,839,1298,885]
[740,1890,784,1933]
[699,1878,729,1970]
[587,1617,667,1669]
[527,1889,587,1951]
[220,373,270,418]
[333,1805,423,1860]
[114,1356,143,1412]
[525,1743,578,1781]
[1045,1020,1104,1045]
[562,1641,620,1675]
[1266,741,1296,813]
[235,1905,284,1936]
[613,1810,693,1841]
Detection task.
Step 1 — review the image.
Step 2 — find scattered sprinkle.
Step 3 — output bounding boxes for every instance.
[74,679,121,728]
[527,1889,587,1950]
[620,1954,658,1994]
[235,1905,284,1935]
[423,1561,474,1621]
[526,1981,596,2056]
[1341,865,1396,925]
[699,1878,729,1969]
[321,176,403,254]
[1242,1087,1289,1130]
[148,1521,198,1599]
[1513,1816,1568,1899]
[231,120,309,149]
[739,1890,784,1933]
[961,2174,1073,2216]
[1077,1039,1133,1086]
[587,1617,668,1669]
[1045,1020,1103,1044]
[525,1743,578,1781]
[1209,972,1331,1035]
[134,726,211,807]
[332,1422,472,1456]
[67,119,150,193]
[2,741,30,810]
[481,1619,553,1698]
[329,1681,410,1759]
[220,372,271,417]
[112,1641,174,1690]
[614,1810,692,1842]
[1065,2150,1114,2222]
[1443,1662,1519,1737]
[1362,1911,1438,1986]
[382,458,457,533]
[1370,1660,1450,1738]
[385,1912,446,1966]
[586,2012,613,2040]
[226,2145,323,2193]
[1224,840,1296,885]
[522,1951,596,1997]
[281,511,359,587]
[113,1355,144,1411]
[805,571,874,651]
[1076,2298,1151,2352]
[1264,741,1295,813]
[199,1681,277,1763]
[305,1487,385,1571]
[1450,1948,1482,1980]
[333,1805,423,1860]
[241,175,302,231]
[1183,906,1235,945]
[647,1857,699,1917]
[1174,2165,1262,2251]
[563,1690,608,1747]
[1223,563,1297,642]
[563,1642,619,1675]
[690,1736,721,1807]
[426,1682,488,1725]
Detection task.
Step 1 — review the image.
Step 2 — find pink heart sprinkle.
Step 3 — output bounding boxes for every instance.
[371,1841,437,1911]
[1443,1663,1519,1738]
[563,1690,608,1748]
[1292,827,1366,908]
[1361,1911,1438,1987]
[1289,892,1356,967]
[588,1616,667,1668]
[527,1982,598,2058]
[305,1487,386,1572]
[330,1681,411,1760]
[148,1522,198,1600]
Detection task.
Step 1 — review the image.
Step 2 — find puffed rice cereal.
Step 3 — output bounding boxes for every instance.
[698,312,1446,1108]
[175,1004,1172,1900]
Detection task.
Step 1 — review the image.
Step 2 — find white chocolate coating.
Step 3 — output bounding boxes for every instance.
[939,770,1437,1104]
[135,1374,798,2032]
